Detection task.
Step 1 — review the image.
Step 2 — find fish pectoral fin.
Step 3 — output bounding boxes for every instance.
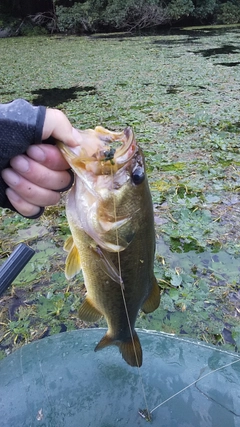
[141,276,161,314]
[94,331,142,367]
[98,217,130,233]
[90,245,124,288]
[65,244,81,280]
[78,297,102,322]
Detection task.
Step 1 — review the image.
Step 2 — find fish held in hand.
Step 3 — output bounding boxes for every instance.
[58,126,160,367]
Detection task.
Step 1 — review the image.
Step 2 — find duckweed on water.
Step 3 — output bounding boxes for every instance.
[0,28,240,355]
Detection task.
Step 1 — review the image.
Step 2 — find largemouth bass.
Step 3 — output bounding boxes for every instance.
[59,126,160,367]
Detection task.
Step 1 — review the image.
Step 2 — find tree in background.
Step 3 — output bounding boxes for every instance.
[1,0,240,35]
[167,0,194,22]
[192,0,217,20]
[53,0,170,33]
[216,1,240,24]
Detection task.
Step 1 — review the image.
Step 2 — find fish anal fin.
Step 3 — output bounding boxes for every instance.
[141,276,160,314]
[65,244,81,280]
[94,331,142,367]
[78,297,102,322]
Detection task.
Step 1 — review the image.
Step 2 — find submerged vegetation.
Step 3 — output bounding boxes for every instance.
[0,27,240,357]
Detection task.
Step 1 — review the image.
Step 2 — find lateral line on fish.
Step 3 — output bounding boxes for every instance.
[111,165,150,418]
[150,357,240,416]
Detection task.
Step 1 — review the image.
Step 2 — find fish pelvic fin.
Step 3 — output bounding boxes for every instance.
[94,330,142,367]
[65,241,81,280]
[141,276,160,314]
[78,297,102,322]
[63,235,74,252]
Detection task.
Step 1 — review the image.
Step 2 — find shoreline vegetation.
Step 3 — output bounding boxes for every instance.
[1,1,240,37]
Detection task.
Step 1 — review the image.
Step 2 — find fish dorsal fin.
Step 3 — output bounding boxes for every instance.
[65,243,81,280]
[95,330,142,367]
[78,297,102,322]
[141,276,160,314]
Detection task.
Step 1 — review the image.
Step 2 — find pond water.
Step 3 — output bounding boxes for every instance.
[0,26,240,356]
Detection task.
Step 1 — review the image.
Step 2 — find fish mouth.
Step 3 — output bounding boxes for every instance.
[95,126,136,164]
[58,126,137,175]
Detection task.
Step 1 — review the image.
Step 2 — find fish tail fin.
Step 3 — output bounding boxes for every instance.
[119,331,142,367]
[94,330,142,367]
[141,276,160,314]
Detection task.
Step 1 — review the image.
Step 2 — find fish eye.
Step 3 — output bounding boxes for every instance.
[131,167,145,185]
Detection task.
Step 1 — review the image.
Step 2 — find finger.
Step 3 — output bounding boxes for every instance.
[6,188,43,218]
[9,155,72,191]
[1,169,61,206]
[26,144,70,170]
[42,109,81,147]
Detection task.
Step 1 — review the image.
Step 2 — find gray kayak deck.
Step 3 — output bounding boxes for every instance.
[0,328,240,427]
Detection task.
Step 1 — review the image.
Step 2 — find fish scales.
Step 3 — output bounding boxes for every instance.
[59,126,160,367]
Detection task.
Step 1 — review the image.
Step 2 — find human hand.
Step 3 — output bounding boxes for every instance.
[1,109,81,218]
[1,144,74,218]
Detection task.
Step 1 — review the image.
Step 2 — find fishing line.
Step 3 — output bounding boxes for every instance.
[150,357,240,415]
[110,164,151,420]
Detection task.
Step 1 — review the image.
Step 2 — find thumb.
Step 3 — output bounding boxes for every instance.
[42,109,82,147]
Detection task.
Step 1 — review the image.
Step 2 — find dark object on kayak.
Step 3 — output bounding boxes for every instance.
[0,243,35,296]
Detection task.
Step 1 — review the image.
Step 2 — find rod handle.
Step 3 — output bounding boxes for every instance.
[0,243,35,296]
